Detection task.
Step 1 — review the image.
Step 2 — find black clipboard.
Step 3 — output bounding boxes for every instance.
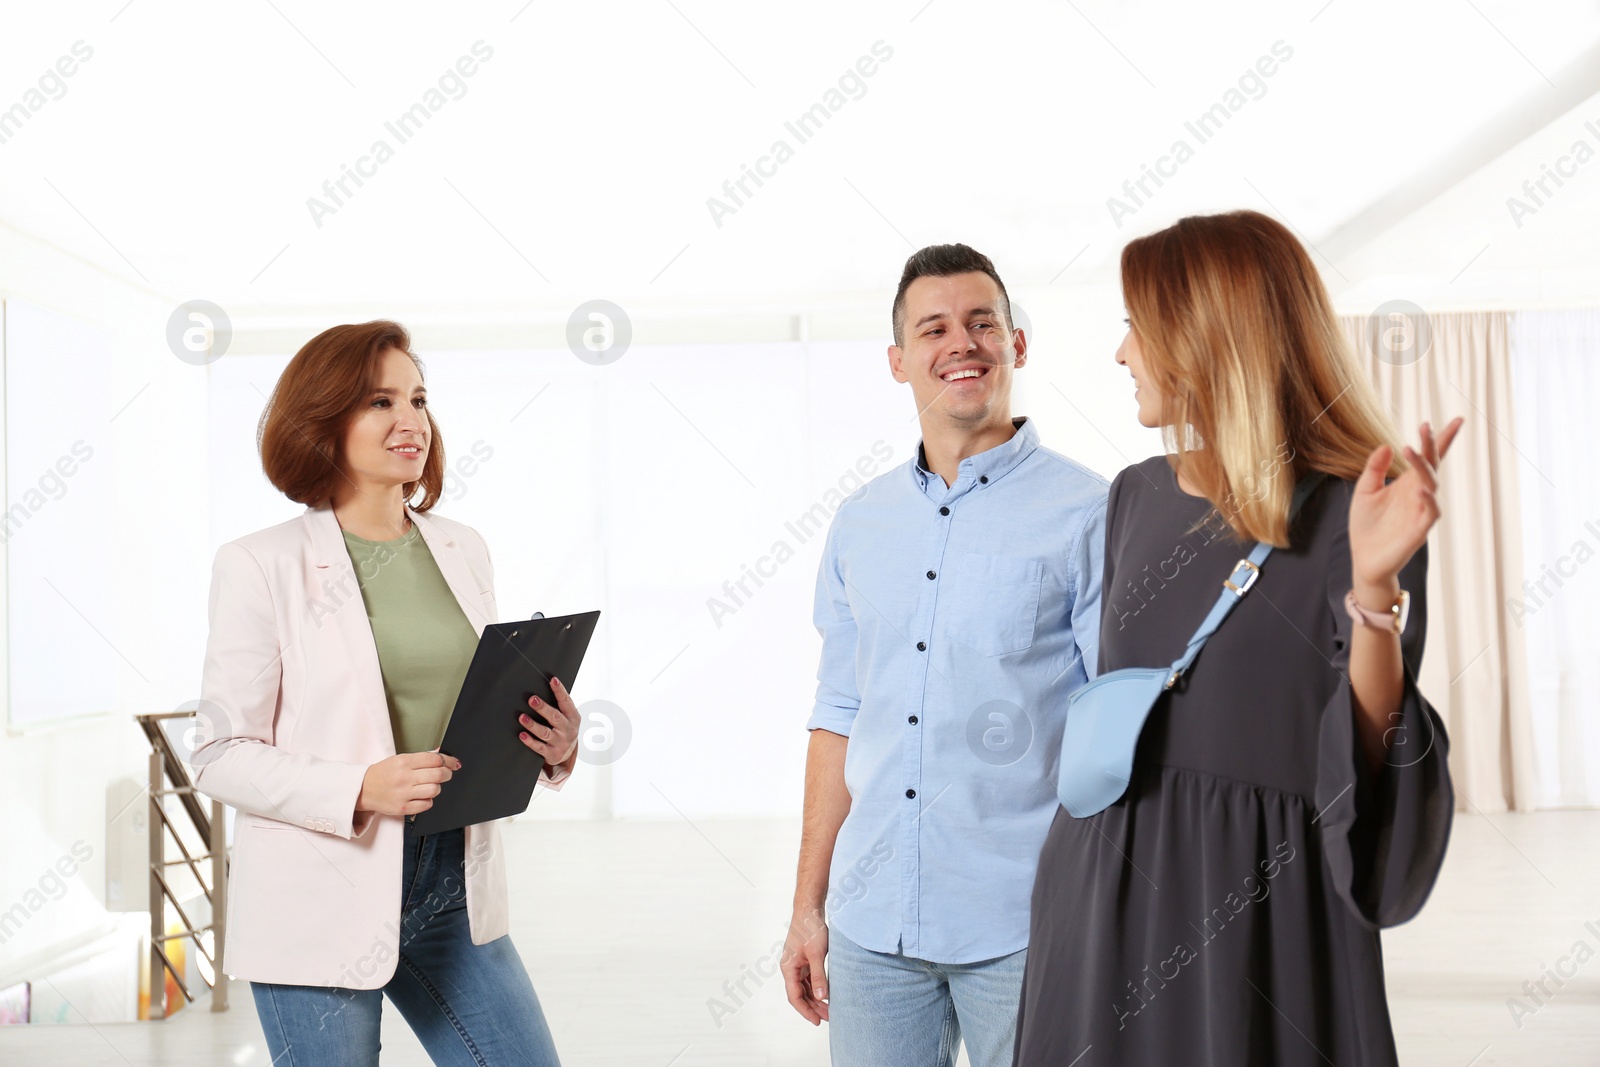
[408,609,601,834]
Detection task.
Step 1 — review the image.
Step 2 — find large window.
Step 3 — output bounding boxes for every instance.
[207,339,902,818]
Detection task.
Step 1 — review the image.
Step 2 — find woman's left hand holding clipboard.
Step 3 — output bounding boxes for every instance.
[515,676,581,766]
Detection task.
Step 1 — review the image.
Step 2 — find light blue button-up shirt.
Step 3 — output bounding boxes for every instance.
[808,416,1108,964]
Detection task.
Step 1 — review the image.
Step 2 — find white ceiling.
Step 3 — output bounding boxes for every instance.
[2,0,1598,325]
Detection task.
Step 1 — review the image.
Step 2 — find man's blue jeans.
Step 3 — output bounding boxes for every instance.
[250,820,559,1066]
[826,924,1027,1067]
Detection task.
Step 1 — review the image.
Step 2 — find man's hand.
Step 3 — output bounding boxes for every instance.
[784,729,849,1026]
[356,751,462,818]
[781,905,830,1024]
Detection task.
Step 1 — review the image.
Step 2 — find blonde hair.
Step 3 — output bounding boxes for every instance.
[1120,209,1406,547]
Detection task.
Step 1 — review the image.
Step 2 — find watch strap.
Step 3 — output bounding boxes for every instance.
[1345,587,1407,634]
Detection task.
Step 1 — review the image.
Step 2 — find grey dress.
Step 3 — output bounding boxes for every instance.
[1014,456,1452,1067]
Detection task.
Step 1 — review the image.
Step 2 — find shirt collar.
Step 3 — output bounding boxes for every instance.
[913,416,1039,497]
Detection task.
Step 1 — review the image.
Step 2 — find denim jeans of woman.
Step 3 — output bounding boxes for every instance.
[250,819,559,1066]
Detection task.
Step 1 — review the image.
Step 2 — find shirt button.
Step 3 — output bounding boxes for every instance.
[916,641,926,651]
[939,506,950,516]
[906,789,917,799]
[908,715,918,724]
[979,475,989,484]
[926,570,936,580]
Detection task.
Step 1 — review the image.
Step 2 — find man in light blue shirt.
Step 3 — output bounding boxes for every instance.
[780,244,1108,1067]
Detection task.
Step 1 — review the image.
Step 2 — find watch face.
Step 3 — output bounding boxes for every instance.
[1394,589,1411,633]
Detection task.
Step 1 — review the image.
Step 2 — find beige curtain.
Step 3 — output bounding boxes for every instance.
[1339,311,1535,813]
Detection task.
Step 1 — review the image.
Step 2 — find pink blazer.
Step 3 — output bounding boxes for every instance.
[193,502,574,988]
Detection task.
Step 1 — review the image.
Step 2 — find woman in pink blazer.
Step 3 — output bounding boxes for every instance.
[194,320,578,1065]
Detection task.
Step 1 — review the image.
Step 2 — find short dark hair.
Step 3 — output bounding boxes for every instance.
[891,243,1012,346]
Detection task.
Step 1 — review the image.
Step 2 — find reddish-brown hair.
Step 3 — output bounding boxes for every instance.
[258,320,445,511]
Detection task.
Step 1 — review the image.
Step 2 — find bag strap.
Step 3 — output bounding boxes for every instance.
[1161,471,1327,690]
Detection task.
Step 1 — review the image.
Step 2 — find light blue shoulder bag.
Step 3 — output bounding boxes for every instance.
[1056,472,1326,818]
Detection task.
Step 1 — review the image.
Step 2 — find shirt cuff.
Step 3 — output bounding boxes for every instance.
[539,747,578,790]
[805,705,857,737]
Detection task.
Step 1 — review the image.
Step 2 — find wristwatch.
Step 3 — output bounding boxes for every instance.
[1345,588,1410,635]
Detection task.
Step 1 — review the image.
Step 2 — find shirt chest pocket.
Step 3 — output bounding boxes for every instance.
[941,553,1044,656]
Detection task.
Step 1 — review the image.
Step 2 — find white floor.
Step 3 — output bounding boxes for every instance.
[2,811,1597,1066]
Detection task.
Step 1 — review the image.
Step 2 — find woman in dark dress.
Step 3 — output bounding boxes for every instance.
[1014,210,1463,1066]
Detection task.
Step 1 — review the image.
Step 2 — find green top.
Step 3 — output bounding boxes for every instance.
[341,522,479,754]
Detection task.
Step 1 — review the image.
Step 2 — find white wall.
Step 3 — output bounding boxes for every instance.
[0,221,208,984]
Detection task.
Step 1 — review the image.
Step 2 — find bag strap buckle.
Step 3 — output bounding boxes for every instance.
[1223,559,1260,597]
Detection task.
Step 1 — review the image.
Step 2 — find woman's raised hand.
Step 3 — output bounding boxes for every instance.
[1349,417,1465,588]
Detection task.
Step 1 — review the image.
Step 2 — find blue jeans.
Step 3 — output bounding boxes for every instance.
[826,925,1027,1067]
[250,822,559,1066]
